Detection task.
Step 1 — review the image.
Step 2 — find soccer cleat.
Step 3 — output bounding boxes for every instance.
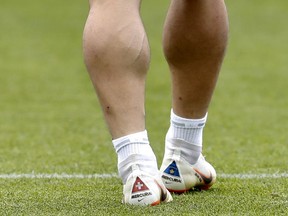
[122,165,173,206]
[160,150,216,193]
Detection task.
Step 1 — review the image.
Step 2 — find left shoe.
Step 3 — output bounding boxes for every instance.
[122,164,173,206]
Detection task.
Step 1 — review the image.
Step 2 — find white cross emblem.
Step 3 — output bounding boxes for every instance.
[136,181,143,190]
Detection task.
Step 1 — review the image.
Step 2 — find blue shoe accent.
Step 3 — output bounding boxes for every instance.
[164,161,180,177]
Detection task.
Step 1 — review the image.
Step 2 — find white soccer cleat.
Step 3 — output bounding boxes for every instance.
[123,165,173,206]
[160,150,216,193]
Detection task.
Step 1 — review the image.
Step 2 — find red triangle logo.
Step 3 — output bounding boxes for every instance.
[132,177,150,193]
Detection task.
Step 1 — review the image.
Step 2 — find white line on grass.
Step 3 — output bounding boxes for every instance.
[0,173,119,179]
[0,173,287,179]
[218,173,288,179]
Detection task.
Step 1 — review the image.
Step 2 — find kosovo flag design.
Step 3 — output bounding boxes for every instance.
[164,161,180,177]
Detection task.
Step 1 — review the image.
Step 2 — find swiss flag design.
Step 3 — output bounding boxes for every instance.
[132,177,150,193]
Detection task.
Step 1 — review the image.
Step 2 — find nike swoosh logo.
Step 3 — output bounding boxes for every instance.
[160,187,167,202]
[164,182,172,185]
[194,168,213,184]
[154,180,167,202]
[138,198,144,202]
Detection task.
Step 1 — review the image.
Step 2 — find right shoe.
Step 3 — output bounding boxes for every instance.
[122,164,173,206]
[160,150,216,193]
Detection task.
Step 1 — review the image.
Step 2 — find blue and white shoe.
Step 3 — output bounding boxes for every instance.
[160,150,216,193]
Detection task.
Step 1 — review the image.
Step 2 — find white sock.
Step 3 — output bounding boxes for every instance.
[165,109,207,165]
[112,130,158,183]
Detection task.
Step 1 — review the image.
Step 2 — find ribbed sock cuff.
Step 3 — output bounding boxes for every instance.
[169,109,207,146]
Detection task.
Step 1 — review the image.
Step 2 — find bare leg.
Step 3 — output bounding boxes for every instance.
[83,0,173,205]
[83,0,149,139]
[163,0,229,118]
[160,0,229,192]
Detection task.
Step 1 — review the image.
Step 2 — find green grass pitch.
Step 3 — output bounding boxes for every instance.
[0,0,287,215]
